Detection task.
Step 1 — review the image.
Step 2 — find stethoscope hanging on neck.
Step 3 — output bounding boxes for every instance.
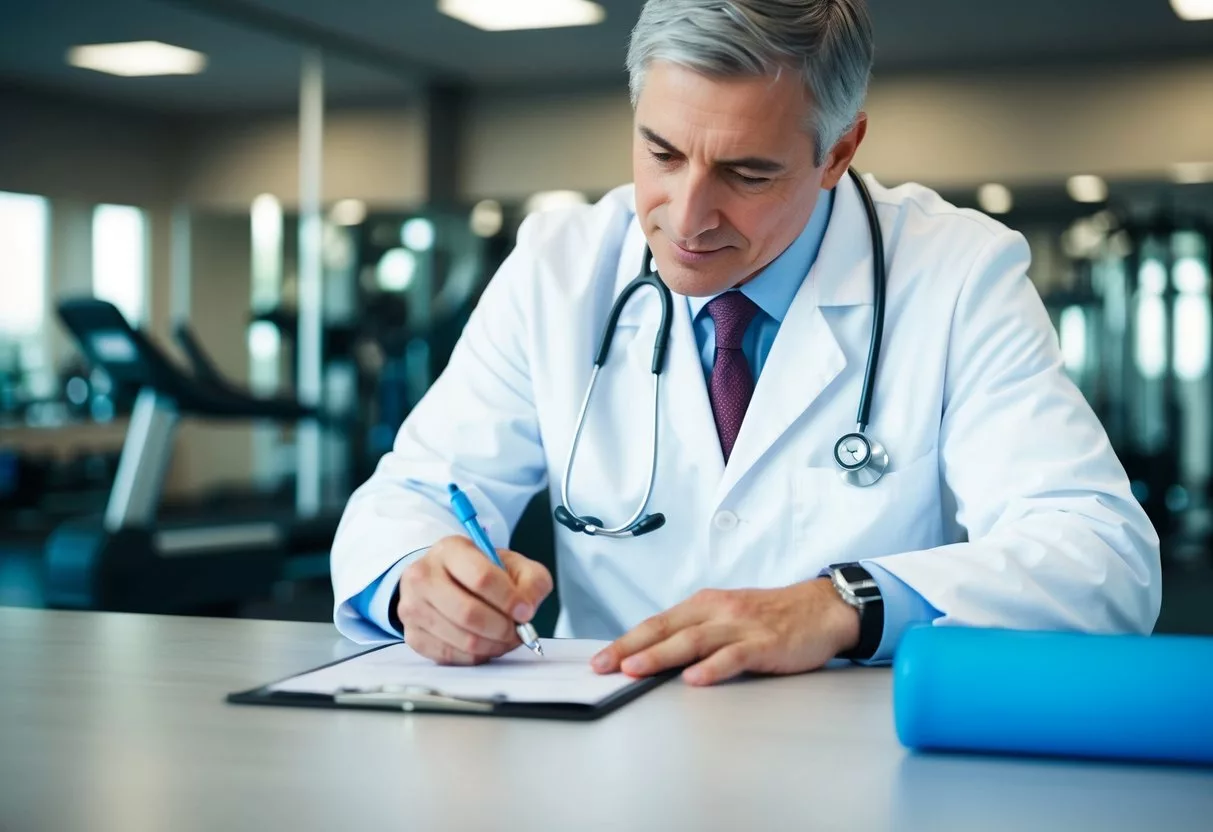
[552,261,674,537]
[832,166,890,487]
[553,167,890,539]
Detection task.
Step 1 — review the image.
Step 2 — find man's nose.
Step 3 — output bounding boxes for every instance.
[666,169,721,243]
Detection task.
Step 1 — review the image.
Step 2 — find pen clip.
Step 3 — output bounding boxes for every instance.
[334,684,501,713]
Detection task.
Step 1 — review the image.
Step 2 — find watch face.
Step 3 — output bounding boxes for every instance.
[838,565,871,584]
[835,565,880,601]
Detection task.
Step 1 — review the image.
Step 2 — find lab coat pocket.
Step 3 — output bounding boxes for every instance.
[791,446,943,562]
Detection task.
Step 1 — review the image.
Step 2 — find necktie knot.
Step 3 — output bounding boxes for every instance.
[706,291,760,351]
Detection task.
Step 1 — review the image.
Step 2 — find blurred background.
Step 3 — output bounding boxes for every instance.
[1,0,1211,636]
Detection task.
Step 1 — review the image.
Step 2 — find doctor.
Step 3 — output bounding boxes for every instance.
[331,0,1160,685]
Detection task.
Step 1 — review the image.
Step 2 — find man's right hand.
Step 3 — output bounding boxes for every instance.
[396,535,553,665]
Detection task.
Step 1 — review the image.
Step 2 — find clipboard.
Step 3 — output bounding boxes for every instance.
[226,641,678,721]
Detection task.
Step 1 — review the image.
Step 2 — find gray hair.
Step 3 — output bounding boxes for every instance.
[626,0,874,167]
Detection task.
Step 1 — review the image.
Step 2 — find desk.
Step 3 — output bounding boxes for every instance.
[2,608,1210,832]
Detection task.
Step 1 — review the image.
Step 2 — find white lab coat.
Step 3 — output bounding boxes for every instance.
[331,172,1161,645]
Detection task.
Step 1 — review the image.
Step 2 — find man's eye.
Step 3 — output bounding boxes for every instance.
[733,172,769,185]
[651,150,674,163]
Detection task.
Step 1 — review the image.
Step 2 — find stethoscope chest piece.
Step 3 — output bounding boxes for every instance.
[833,432,889,487]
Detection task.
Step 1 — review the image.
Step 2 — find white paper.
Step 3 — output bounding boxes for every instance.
[269,639,638,705]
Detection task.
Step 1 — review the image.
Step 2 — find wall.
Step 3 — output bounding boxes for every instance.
[456,58,1213,200]
[856,59,1213,188]
[164,212,258,498]
[177,106,428,211]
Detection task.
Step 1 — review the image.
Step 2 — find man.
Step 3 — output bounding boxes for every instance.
[330,0,1160,686]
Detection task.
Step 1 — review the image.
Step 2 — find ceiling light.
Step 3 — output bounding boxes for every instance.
[1066,175,1108,204]
[1171,162,1213,184]
[329,199,367,227]
[439,0,605,31]
[977,183,1013,215]
[67,41,207,77]
[1170,0,1213,21]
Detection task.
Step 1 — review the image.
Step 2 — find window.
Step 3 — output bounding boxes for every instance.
[1058,306,1087,375]
[0,191,49,338]
[1174,254,1211,382]
[1135,259,1167,380]
[92,204,148,323]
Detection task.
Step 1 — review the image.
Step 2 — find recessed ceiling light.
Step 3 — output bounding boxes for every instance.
[439,0,605,31]
[977,183,1013,214]
[67,41,207,77]
[1066,175,1108,204]
[1170,0,1213,21]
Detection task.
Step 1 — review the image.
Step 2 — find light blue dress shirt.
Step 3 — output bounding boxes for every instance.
[354,187,941,663]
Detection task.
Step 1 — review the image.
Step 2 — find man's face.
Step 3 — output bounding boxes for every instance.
[632,61,826,297]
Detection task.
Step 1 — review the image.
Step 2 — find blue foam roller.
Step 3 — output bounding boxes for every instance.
[894,626,1213,766]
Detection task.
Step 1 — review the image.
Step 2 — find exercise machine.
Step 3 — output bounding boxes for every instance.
[43,298,340,614]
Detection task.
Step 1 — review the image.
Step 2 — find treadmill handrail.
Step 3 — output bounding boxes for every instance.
[58,298,322,423]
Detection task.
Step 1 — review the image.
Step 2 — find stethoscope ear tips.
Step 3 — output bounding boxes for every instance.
[834,432,890,487]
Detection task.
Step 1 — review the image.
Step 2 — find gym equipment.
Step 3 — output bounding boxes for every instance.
[43,298,340,614]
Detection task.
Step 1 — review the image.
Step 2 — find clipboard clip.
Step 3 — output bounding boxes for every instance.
[334,684,501,713]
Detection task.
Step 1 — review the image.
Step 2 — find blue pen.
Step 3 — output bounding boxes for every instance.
[448,483,544,656]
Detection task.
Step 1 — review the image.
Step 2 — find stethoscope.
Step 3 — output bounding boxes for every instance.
[554,168,888,538]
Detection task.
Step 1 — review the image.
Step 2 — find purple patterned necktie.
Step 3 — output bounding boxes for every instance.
[706,291,761,462]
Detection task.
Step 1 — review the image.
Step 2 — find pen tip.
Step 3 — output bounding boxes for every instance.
[535,644,545,656]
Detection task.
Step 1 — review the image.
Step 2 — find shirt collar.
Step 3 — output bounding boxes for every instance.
[687,186,834,323]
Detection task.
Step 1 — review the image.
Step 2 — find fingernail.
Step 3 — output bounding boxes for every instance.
[512,603,532,621]
[621,656,644,675]
[592,652,611,672]
[683,667,704,685]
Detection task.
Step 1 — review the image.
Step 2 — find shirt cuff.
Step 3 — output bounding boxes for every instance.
[350,548,429,639]
[856,560,943,665]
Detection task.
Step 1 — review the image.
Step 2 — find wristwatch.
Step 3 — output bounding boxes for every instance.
[827,563,884,661]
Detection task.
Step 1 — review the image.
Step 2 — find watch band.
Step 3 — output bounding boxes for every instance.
[829,563,884,661]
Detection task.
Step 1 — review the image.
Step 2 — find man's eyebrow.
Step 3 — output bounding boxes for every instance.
[638,126,785,174]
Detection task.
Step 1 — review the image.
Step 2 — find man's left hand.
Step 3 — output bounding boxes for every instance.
[590,578,863,686]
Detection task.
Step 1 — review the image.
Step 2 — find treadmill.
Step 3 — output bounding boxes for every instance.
[44,298,340,614]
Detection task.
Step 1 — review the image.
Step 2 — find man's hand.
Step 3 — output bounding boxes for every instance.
[397,535,553,665]
[590,578,861,686]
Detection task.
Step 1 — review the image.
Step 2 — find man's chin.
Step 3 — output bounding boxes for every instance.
[655,261,738,298]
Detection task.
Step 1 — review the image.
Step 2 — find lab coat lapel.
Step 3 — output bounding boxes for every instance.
[713,173,876,506]
[663,290,727,483]
[610,219,726,490]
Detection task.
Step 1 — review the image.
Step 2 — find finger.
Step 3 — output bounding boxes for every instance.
[682,643,752,686]
[405,624,483,666]
[412,599,518,659]
[427,569,519,643]
[591,603,710,674]
[500,550,554,612]
[443,542,533,622]
[619,623,733,678]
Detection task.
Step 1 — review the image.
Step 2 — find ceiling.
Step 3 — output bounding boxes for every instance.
[0,0,1210,114]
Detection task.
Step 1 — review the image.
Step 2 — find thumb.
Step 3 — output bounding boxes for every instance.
[499,549,554,615]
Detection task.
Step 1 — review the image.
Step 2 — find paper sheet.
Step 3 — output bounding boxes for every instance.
[269,639,637,705]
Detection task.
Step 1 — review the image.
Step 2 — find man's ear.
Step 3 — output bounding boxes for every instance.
[820,113,868,189]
